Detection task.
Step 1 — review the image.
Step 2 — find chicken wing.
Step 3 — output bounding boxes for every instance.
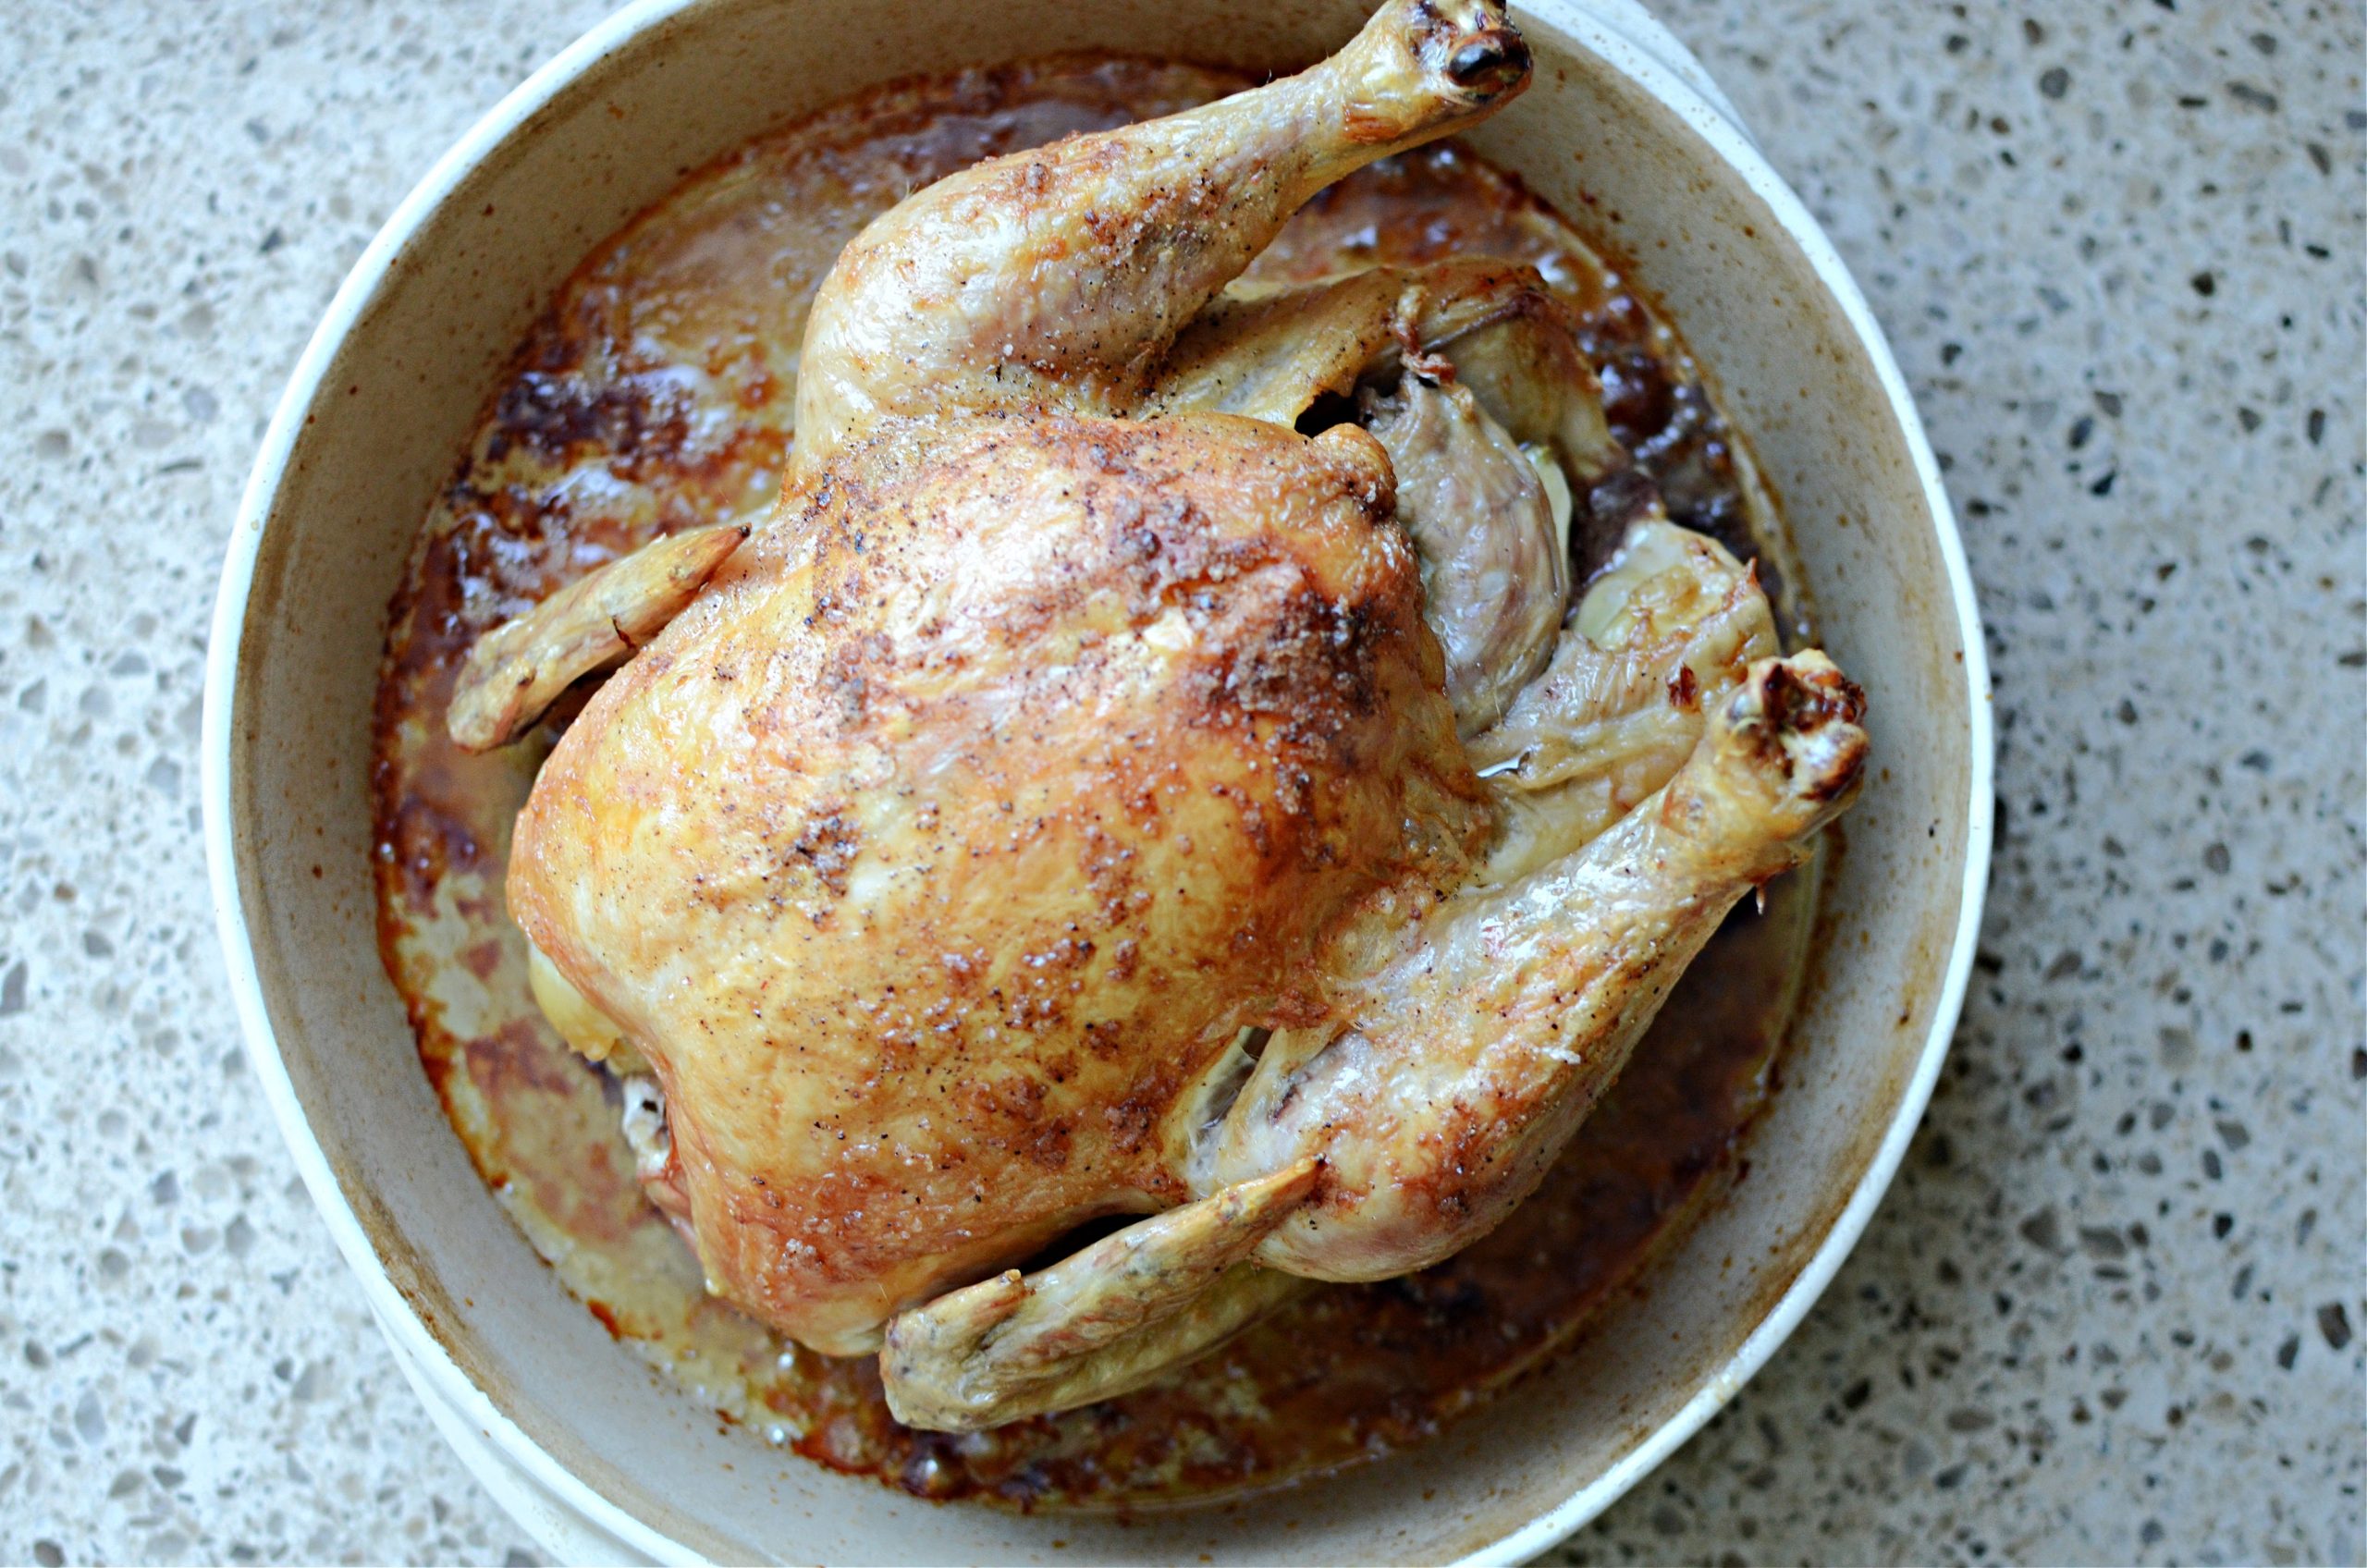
[447,522,745,752]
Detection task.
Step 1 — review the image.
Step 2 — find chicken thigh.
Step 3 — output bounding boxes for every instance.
[481,0,1869,1433]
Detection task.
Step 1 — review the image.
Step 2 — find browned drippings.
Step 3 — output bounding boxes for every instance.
[372,54,1815,1511]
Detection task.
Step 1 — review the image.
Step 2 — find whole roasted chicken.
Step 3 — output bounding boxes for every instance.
[452,0,1868,1432]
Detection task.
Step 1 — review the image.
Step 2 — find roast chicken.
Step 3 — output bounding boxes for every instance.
[453,0,1868,1432]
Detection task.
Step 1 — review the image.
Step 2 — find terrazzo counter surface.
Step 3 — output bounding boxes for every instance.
[1,1,2359,1562]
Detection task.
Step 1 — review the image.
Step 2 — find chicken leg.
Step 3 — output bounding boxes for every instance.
[791,0,1531,470]
[1206,652,1866,1279]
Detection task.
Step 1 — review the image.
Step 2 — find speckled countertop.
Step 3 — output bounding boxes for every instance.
[0,0,2359,1562]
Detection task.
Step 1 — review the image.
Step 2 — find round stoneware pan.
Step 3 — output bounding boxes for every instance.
[204,0,1993,1560]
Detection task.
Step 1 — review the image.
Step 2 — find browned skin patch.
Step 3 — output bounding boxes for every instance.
[371,54,1816,1510]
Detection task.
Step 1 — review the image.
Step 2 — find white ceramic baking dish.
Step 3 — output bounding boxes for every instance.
[202,0,1992,1560]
